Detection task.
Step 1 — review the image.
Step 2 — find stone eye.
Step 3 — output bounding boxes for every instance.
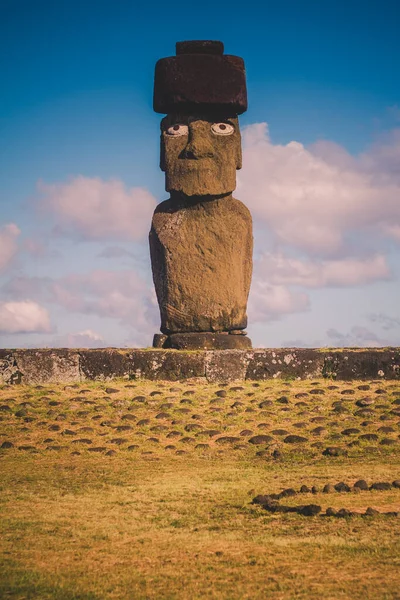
[211,122,234,136]
[166,124,189,136]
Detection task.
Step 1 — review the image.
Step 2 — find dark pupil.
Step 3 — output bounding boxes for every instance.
[219,124,226,130]
[173,125,180,131]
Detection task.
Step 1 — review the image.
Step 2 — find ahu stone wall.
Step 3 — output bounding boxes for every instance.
[0,348,399,385]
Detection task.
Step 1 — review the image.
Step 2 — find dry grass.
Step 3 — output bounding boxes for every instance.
[1,378,400,599]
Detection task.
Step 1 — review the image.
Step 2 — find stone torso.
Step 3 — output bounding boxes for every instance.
[149,195,253,335]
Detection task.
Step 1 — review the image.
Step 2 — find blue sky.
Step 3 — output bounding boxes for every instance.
[1,0,400,348]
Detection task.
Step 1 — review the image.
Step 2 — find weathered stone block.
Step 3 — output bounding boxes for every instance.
[15,349,81,385]
[79,349,131,380]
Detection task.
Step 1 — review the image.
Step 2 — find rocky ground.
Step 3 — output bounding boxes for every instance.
[1,377,400,599]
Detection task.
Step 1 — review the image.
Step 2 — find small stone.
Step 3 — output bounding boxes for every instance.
[277,488,296,499]
[380,438,397,445]
[370,482,392,491]
[283,435,308,444]
[340,389,355,395]
[15,409,27,417]
[72,438,92,444]
[334,482,351,492]
[195,443,209,449]
[240,429,253,436]
[215,436,240,444]
[392,480,400,488]
[1,441,13,449]
[357,385,370,391]
[336,508,352,518]
[365,507,380,516]
[356,398,375,407]
[326,507,337,516]
[259,400,273,408]
[252,495,271,505]
[311,427,326,436]
[341,428,360,436]
[248,435,274,445]
[353,479,369,491]
[110,438,128,445]
[309,389,325,395]
[378,426,396,433]
[272,449,282,459]
[105,450,116,456]
[271,429,289,436]
[122,414,137,421]
[311,486,319,494]
[199,429,221,437]
[133,396,146,403]
[323,446,348,457]
[323,483,335,493]
[359,433,378,442]
[115,425,133,432]
[215,390,227,398]
[276,396,289,404]
[297,504,321,516]
[299,485,311,493]
[88,447,107,453]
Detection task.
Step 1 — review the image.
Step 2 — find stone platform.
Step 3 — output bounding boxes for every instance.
[0,348,399,385]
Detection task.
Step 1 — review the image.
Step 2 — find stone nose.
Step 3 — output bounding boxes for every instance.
[183,126,214,159]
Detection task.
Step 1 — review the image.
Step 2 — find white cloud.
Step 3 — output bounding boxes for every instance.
[255,252,390,287]
[37,177,156,241]
[326,326,389,348]
[0,300,51,334]
[248,281,309,323]
[238,124,400,257]
[367,313,400,330]
[61,329,106,348]
[0,223,20,271]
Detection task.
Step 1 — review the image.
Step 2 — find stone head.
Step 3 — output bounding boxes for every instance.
[154,40,247,197]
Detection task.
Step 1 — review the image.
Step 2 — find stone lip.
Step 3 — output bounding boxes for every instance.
[0,348,399,384]
[162,333,252,350]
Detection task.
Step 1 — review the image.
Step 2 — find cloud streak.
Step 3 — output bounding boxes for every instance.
[37,177,156,241]
[0,223,20,271]
[0,300,51,334]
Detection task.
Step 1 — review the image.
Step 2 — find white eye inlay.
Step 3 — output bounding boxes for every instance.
[166,124,189,136]
[211,122,235,136]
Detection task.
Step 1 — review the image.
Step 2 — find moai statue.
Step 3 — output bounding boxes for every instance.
[150,40,253,350]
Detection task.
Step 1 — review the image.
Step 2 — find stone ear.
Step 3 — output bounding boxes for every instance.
[160,133,166,172]
[236,144,242,170]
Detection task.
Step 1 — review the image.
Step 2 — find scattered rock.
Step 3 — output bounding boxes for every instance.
[297,504,321,516]
[1,441,13,449]
[326,507,337,516]
[284,435,308,444]
[353,479,369,491]
[323,446,348,457]
[341,428,360,436]
[215,436,240,444]
[365,507,380,516]
[323,483,335,493]
[248,435,274,445]
[359,433,378,442]
[334,482,351,492]
[370,482,392,491]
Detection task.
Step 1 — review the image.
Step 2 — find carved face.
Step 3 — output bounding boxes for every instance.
[160,114,242,196]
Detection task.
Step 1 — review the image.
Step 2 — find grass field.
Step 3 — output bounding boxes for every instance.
[1,377,400,599]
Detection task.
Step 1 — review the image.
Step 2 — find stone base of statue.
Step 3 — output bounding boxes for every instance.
[153,332,252,350]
